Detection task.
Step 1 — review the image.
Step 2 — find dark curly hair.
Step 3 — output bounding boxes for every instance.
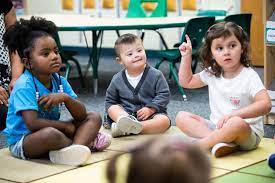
[199,21,251,77]
[3,16,58,61]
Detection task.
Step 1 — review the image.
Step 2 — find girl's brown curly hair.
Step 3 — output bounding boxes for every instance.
[199,21,251,77]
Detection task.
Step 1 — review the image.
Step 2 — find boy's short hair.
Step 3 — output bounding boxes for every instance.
[114,33,142,57]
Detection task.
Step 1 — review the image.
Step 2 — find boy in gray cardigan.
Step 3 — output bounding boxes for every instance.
[105,33,170,137]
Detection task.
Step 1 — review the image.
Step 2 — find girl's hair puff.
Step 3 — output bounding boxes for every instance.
[199,21,251,77]
[3,16,58,61]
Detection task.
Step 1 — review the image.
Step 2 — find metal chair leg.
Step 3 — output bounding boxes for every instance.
[170,62,187,101]
[65,63,72,80]
[69,57,85,88]
[155,59,164,69]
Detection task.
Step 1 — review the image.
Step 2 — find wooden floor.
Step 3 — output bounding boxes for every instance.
[0,127,274,183]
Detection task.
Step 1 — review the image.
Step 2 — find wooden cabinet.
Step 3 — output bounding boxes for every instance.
[264,0,275,124]
[241,0,264,66]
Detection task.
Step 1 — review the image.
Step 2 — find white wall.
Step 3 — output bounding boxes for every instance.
[25,0,61,14]
[199,0,240,14]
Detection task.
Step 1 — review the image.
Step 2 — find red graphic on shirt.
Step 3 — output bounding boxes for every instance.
[230,96,240,107]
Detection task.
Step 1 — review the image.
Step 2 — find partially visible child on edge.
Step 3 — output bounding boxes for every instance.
[104,33,170,137]
[103,135,211,183]
[3,17,111,166]
[176,22,271,157]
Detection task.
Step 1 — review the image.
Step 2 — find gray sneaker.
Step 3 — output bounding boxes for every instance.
[111,122,131,138]
[116,115,142,134]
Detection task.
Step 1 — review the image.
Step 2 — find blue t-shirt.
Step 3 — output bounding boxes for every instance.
[3,70,77,145]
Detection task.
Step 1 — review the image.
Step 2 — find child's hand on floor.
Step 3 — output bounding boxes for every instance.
[136,107,156,121]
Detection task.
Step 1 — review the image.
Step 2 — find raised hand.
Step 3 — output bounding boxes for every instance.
[179,34,192,57]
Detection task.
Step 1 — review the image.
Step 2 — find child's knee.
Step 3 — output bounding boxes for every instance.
[87,112,102,125]
[175,111,189,124]
[40,127,66,143]
[155,114,170,125]
[226,117,250,132]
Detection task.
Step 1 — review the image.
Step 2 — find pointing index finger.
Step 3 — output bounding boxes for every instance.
[185,34,191,45]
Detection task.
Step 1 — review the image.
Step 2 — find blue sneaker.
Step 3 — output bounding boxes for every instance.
[267,153,275,170]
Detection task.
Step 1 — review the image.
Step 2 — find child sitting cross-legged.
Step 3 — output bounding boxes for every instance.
[104,33,171,137]
[176,22,271,157]
[3,17,111,166]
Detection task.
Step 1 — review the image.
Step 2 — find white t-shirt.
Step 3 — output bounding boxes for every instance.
[199,67,265,138]
[125,70,143,88]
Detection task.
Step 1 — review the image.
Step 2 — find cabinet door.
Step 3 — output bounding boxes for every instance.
[241,0,263,66]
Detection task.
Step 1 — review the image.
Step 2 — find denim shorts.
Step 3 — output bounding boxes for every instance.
[9,135,26,160]
[205,120,261,150]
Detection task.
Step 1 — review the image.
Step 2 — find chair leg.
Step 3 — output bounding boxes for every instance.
[170,62,187,101]
[140,30,145,40]
[69,57,85,88]
[155,59,164,69]
[191,56,198,74]
[155,29,168,50]
[65,63,72,80]
[168,63,173,80]
[116,30,120,37]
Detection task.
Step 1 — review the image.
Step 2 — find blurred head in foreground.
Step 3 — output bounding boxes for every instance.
[104,135,211,183]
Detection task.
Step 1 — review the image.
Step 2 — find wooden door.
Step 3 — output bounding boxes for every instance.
[241,0,263,66]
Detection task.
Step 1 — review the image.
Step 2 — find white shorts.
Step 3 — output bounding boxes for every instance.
[9,135,26,160]
[205,120,261,150]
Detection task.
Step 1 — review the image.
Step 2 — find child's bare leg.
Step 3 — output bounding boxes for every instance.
[73,112,102,145]
[108,105,129,122]
[141,114,170,134]
[176,111,213,138]
[23,127,72,158]
[199,116,251,150]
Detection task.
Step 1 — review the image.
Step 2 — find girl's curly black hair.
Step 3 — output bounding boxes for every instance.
[199,21,251,77]
[3,16,58,61]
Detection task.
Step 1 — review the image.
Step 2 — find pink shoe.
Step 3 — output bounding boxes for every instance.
[90,132,112,151]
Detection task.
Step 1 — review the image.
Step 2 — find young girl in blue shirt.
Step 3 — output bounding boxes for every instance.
[3,16,111,166]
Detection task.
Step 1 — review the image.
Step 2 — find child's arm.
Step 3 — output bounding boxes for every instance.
[230,90,271,119]
[142,71,170,115]
[39,93,87,122]
[217,90,272,128]
[22,110,76,138]
[178,35,205,89]
[9,52,24,92]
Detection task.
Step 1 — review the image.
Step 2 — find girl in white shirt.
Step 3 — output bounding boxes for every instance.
[176,21,271,157]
